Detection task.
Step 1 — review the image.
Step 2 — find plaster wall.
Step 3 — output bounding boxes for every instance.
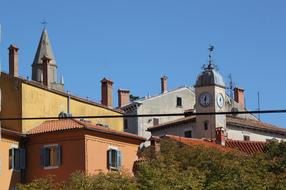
[135,88,195,139]
[226,125,286,142]
[0,137,21,190]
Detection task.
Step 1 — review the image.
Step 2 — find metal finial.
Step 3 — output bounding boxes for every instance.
[40,18,48,30]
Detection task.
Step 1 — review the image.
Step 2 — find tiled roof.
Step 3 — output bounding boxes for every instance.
[148,116,196,131]
[164,135,267,154]
[164,135,233,152]
[225,140,266,154]
[148,115,286,134]
[227,117,286,134]
[27,119,145,141]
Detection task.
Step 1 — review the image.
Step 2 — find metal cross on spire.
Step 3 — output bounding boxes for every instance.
[40,18,48,30]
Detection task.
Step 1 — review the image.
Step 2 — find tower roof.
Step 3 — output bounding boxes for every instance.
[195,64,225,87]
[32,29,56,66]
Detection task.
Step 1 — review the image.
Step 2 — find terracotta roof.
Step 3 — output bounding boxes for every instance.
[225,140,267,154]
[1,128,26,138]
[27,119,145,141]
[148,115,286,135]
[227,117,286,134]
[163,135,233,152]
[148,116,196,131]
[163,135,267,154]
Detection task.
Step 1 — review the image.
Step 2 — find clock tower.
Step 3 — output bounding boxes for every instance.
[194,47,226,139]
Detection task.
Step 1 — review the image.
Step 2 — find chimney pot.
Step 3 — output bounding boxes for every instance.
[160,75,168,93]
[234,87,245,108]
[8,44,19,77]
[118,89,130,107]
[101,78,113,107]
[215,127,225,146]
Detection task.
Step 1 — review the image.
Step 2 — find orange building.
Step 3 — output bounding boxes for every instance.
[25,119,145,183]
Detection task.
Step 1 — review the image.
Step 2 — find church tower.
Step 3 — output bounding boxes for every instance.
[194,46,226,139]
[32,29,64,91]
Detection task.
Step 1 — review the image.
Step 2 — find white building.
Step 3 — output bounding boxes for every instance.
[120,76,195,140]
[148,62,286,142]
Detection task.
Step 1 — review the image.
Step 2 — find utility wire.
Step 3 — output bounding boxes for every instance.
[0,109,286,121]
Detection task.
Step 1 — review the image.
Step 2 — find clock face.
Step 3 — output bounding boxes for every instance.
[199,92,211,107]
[216,93,224,108]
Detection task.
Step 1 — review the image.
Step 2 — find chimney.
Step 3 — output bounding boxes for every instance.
[160,75,168,93]
[215,127,225,146]
[118,89,130,107]
[42,55,51,88]
[8,45,19,77]
[101,78,113,107]
[234,87,245,108]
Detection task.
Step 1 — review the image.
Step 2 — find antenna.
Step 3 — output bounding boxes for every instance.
[257,92,261,121]
[228,74,234,99]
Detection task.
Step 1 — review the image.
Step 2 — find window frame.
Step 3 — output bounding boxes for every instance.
[41,144,62,170]
[184,130,192,138]
[107,148,122,171]
[176,97,183,107]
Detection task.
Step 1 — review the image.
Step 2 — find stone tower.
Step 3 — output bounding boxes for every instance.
[194,62,226,140]
[32,29,64,91]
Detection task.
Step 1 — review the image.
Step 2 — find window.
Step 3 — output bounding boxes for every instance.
[176,97,182,107]
[153,118,159,126]
[41,145,61,168]
[124,119,128,130]
[243,135,250,141]
[184,130,192,138]
[107,149,121,170]
[9,148,25,170]
[204,121,208,130]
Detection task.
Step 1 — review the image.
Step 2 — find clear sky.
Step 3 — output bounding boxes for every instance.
[0,1,285,127]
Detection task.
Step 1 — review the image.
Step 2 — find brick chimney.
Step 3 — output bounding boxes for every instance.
[161,75,168,93]
[8,45,19,77]
[101,78,113,107]
[118,89,130,107]
[42,55,51,88]
[234,87,245,108]
[215,127,225,146]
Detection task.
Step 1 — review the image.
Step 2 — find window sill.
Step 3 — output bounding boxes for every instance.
[44,166,59,170]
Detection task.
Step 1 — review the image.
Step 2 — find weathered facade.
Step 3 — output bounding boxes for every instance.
[121,84,195,140]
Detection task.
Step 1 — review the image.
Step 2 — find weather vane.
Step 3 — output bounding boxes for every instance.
[40,18,48,30]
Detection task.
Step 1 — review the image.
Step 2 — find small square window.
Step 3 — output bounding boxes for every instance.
[41,145,61,168]
[243,135,250,141]
[176,97,182,107]
[184,131,192,138]
[108,149,121,170]
[153,118,159,126]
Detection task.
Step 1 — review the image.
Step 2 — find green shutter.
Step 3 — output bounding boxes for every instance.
[20,149,26,170]
[57,145,62,166]
[117,150,122,169]
[40,147,45,167]
[108,149,112,169]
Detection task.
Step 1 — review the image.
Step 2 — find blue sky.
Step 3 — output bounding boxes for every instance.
[0,1,285,127]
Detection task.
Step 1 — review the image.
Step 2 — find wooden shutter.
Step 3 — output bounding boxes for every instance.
[57,145,62,166]
[117,150,122,169]
[107,149,112,169]
[11,148,15,169]
[40,147,45,167]
[20,149,26,170]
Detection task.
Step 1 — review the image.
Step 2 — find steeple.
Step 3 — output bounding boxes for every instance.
[32,29,57,84]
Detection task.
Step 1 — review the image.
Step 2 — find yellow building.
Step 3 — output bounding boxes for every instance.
[0,30,123,133]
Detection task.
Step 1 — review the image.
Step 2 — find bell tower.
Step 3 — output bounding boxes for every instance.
[194,46,226,139]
